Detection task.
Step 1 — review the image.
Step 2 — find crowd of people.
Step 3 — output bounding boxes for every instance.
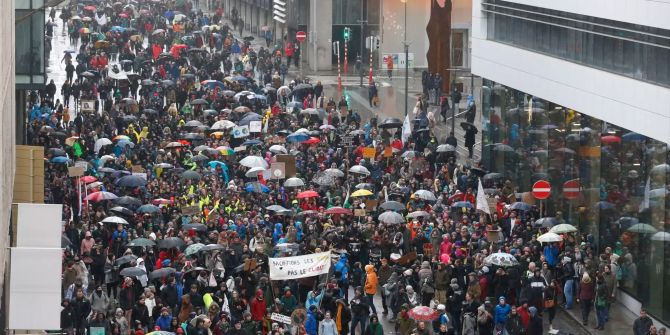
[31,1,664,335]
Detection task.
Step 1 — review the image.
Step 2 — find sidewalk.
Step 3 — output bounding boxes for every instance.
[561,300,636,335]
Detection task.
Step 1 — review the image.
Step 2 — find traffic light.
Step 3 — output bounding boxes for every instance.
[343,27,351,42]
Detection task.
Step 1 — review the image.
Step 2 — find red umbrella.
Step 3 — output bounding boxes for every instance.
[601,135,621,145]
[324,207,352,215]
[81,176,98,184]
[303,137,320,145]
[297,190,319,199]
[85,191,118,202]
[152,198,174,205]
[408,306,439,322]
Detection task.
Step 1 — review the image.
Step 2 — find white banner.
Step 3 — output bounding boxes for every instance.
[271,313,291,325]
[233,125,250,138]
[269,251,331,280]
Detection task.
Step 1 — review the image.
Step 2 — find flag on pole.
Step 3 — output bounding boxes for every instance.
[476,178,490,214]
[639,176,650,212]
[401,114,412,146]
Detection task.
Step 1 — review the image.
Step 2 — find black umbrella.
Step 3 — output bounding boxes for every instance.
[483,173,504,181]
[142,108,158,115]
[114,196,142,208]
[161,80,175,87]
[149,267,176,280]
[110,206,134,216]
[200,244,225,252]
[115,254,138,266]
[379,118,403,129]
[379,201,405,211]
[127,238,156,247]
[158,237,185,249]
[191,98,208,105]
[48,148,67,157]
[470,167,487,177]
[181,133,205,140]
[116,175,148,187]
[239,112,263,126]
[180,170,202,181]
[120,267,146,277]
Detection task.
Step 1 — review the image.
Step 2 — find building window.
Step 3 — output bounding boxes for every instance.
[451,30,467,68]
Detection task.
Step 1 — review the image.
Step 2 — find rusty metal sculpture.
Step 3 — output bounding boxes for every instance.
[426,0,452,93]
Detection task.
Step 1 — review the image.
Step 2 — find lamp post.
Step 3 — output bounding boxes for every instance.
[401,0,409,116]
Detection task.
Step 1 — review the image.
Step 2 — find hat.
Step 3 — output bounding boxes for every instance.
[283,286,291,292]
[437,304,446,311]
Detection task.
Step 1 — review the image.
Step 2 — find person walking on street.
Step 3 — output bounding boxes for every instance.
[386,57,393,79]
[450,86,462,117]
[633,308,653,335]
[594,275,609,330]
[577,272,595,326]
[368,81,378,108]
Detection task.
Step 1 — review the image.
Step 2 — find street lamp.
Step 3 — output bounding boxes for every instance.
[400,0,409,116]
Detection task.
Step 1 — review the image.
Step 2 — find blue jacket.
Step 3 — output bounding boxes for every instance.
[156,315,173,330]
[544,244,559,267]
[494,303,511,325]
[305,310,318,335]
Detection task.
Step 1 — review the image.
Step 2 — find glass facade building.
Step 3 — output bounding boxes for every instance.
[480,80,670,322]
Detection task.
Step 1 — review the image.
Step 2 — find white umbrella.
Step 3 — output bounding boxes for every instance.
[284,177,305,187]
[413,190,437,201]
[319,124,335,130]
[349,165,370,176]
[325,168,345,178]
[211,120,235,130]
[484,252,519,267]
[537,232,563,243]
[549,224,578,234]
[295,128,310,134]
[651,232,670,242]
[379,211,406,224]
[436,144,456,153]
[101,216,129,225]
[86,181,104,190]
[269,145,287,154]
[94,138,113,153]
[99,155,116,166]
[239,155,269,169]
[245,167,271,179]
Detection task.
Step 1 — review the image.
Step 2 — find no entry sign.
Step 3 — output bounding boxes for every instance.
[563,179,580,199]
[532,180,551,200]
[296,31,307,42]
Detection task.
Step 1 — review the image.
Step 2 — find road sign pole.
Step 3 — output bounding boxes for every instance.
[368,45,373,85]
[336,44,342,96]
[344,41,348,74]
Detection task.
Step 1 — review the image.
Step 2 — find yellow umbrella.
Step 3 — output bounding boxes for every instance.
[351,189,373,197]
[210,131,225,139]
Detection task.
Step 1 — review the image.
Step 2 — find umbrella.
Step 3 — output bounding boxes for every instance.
[284,178,305,187]
[245,182,270,193]
[184,120,204,128]
[379,211,406,224]
[408,306,439,322]
[436,144,456,153]
[158,237,185,249]
[152,198,174,205]
[116,175,147,187]
[47,148,66,157]
[493,144,514,152]
[154,163,174,169]
[355,183,375,190]
[651,164,670,174]
[349,165,371,176]
[266,205,289,212]
[183,224,207,232]
[287,132,310,143]
[243,139,262,146]
[101,216,129,225]
[379,117,403,129]
[185,243,206,256]
[62,235,72,248]
[312,173,335,186]
[238,113,263,126]
[627,223,658,234]
[537,232,562,243]
[212,120,235,130]
[115,255,138,266]
[239,156,269,169]
[84,191,118,202]
[137,204,161,214]
[87,181,104,190]
[651,232,670,242]
[324,207,352,215]
[128,238,156,247]
[245,167,269,178]
[622,132,646,142]
[452,201,474,209]
[483,173,504,181]
[297,190,319,199]
[601,135,621,144]
[180,170,202,181]
[190,99,209,105]
[484,252,519,267]
[149,267,176,280]
[535,217,558,228]
[413,190,436,201]
[201,80,225,90]
[407,211,431,219]
[351,189,373,197]
[550,224,578,234]
[120,267,146,277]
[152,29,166,35]
[94,138,113,153]
[269,145,288,154]
[325,168,345,178]
[510,202,532,211]
[380,201,405,211]
[114,196,142,208]
[303,137,320,145]
[109,206,134,217]
[50,156,71,164]
[200,244,226,252]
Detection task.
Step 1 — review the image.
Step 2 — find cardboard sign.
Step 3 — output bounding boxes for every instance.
[80,100,96,112]
[271,313,292,325]
[249,121,262,133]
[354,209,366,217]
[233,146,247,153]
[270,162,286,179]
[362,147,376,159]
[383,147,393,158]
[232,125,250,138]
[131,165,144,173]
[341,135,354,147]
[486,198,498,216]
[275,155,296,178]
[182,205,200,216]
[75,161,89,170]
[365,199,378,211]
[265,135,286,144]
[68,166,85,177]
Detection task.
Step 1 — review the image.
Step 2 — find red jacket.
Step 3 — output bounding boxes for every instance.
[250,291,266,321]
[285,43,294,57]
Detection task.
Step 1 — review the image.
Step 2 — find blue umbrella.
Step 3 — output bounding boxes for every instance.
[201,80,225,90]
[243,139,262,146]
[232,76,248,82]
[116,139,135,148]
[116,175,147,187]
[51,156,71,164]
[510,202,532,211]
[452,201,474,209]
[208,161,227,169]
[622,132,646,142]
[245,182,270,193]
[287,133,310,143]
[110,26,126,33]
[137,204,161,214]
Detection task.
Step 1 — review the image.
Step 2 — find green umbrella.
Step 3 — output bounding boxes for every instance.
[184,243,205,256]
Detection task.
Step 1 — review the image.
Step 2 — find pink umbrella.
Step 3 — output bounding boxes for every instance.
[408,306,439,322]
[85,191,118,202]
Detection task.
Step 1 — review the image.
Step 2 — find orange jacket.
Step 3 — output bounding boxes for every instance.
[364,265,378,295]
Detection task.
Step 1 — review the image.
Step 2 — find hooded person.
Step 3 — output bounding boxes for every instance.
[335,299,351,335]
[364,315,384,335]
[178,294,194,323]
[250,289,266,321]
[136,257,149,287]
[305,286,325,311]
[272,223,283,243]
[364,264,379,314]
